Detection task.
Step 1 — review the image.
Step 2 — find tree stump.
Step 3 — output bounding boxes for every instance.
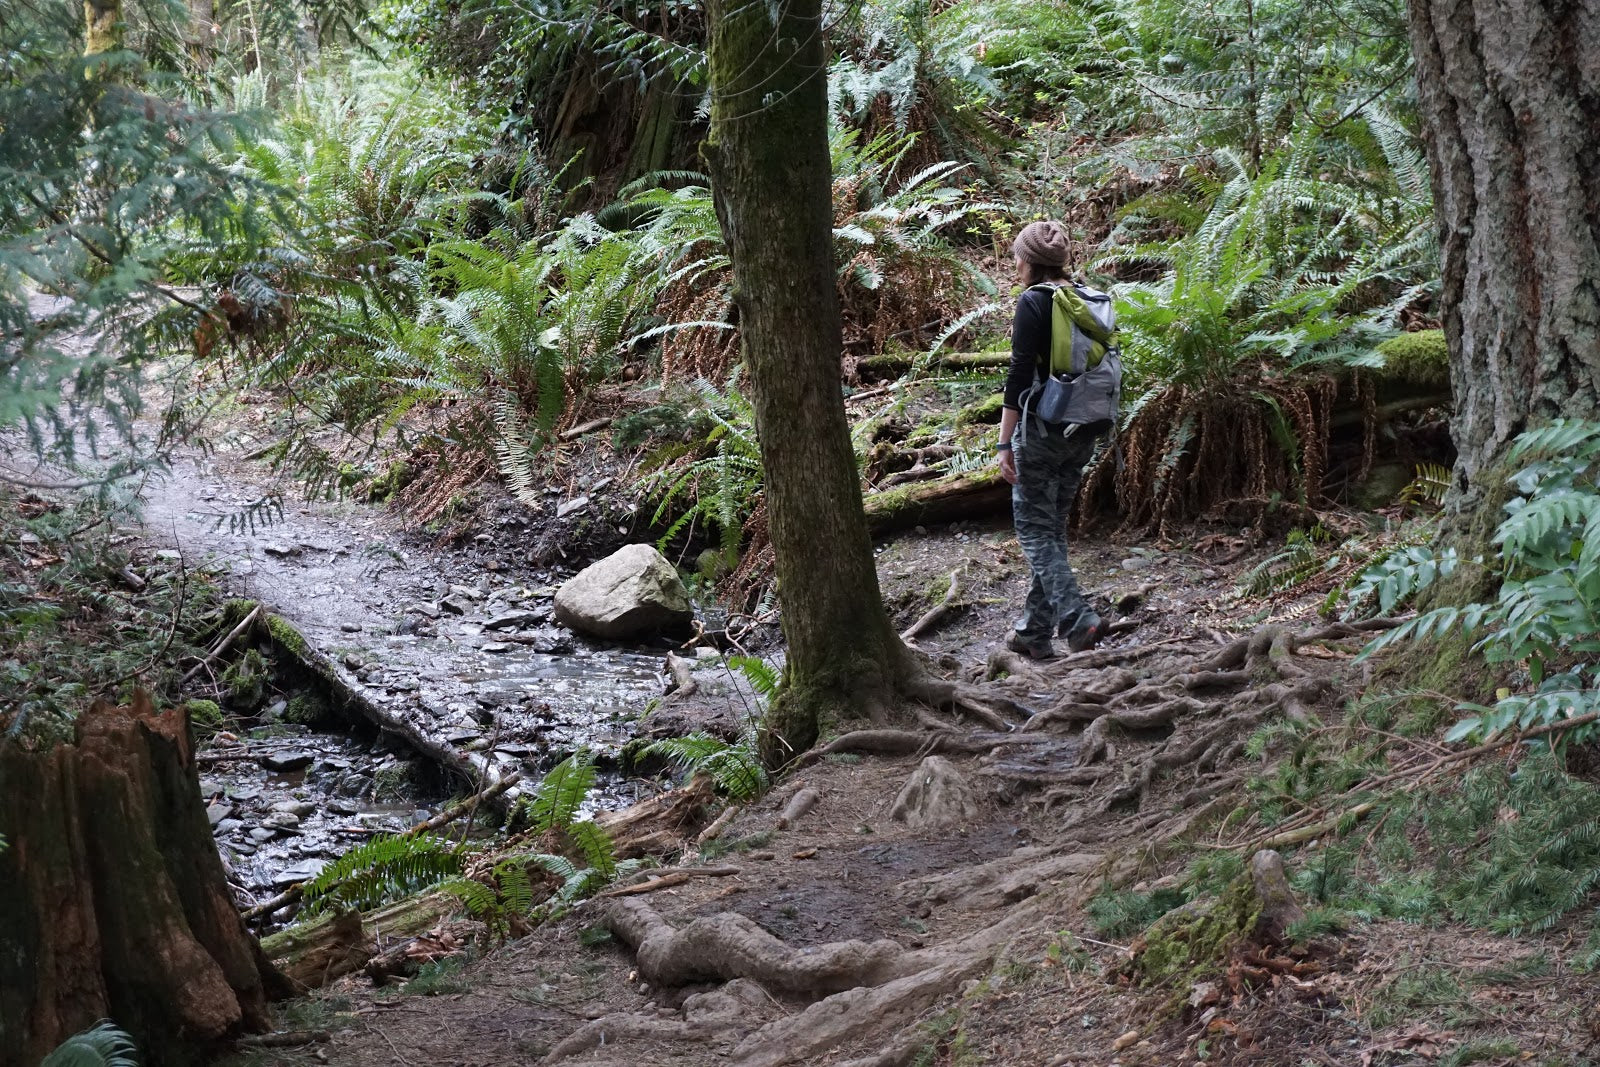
[0,693,285,1066]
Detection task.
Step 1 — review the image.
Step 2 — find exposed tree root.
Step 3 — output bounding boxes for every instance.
[605,900,909,995]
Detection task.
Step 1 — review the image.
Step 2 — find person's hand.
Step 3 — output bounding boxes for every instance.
[998,447,1018,485]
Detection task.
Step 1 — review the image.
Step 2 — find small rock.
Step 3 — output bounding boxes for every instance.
[1120,556,1153,572]
[556,495,590,518]
[272,800,316,818]
[260,751,314,773]
[481,642,511,654]
[749,851,776,861]
[484,610,541,631]
[248,827,278,843]
[155,549,182,562]
[449,584,485,601]
[327,799,358,816]
[230,841,256,856]
[340,622,363,633]
[262,812,301,830]
[274,858,329,886]
[206,802,234,827]
[264,699,287,720]
[695,646,719,660]
[409,601,442,619]
[227,783,262,801]
[439,597,469,616]
[1112,1030,1140,1052]
[216,818,244,834]
[1187,981,1221,1010]
[262,542,301,557]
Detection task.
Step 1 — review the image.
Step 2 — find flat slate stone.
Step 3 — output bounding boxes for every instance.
[260,750,314,772]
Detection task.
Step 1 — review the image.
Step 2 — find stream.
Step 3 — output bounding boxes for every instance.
[136,442,694,905]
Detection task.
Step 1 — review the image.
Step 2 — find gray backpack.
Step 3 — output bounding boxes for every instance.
[1027,282,1122,431]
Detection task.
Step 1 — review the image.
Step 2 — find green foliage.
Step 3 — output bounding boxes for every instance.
[39,1022,141,1067]
[0,3,261,473]
[1105,143,1389,396]
[399,954,472,997]
[1,491,219,744]
[643,379,764,558]
[830,0,1001,164]
[1087,884,1189,938]
[1359,420,1600,747]
[1400,463,1453,511]
[518,748,598,835]
[301,833,466,914]
[644,731,769,801]
[222,648,269,709]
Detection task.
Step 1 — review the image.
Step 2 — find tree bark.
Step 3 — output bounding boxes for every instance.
[84,0,121,54]
[187,0,216,69]
[704,0,914,762]
[1406,0,1600,513]
[0,694,284,1066]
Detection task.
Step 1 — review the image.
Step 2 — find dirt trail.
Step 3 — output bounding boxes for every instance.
[219,528,1600,1067]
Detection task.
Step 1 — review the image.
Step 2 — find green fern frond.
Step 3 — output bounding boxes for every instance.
[566,820,618,880]
[644,731,769,801]
[522,749,598,835]
[301,833,467,914]
[1400,463,1452,509]
[40,1023,140,1067]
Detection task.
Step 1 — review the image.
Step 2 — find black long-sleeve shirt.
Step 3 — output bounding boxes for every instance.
[1003,286,1054,411]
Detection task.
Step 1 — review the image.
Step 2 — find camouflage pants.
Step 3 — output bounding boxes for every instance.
[1012,424,1099,643]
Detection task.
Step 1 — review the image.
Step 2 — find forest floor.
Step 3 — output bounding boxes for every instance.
[188,454,1600,1066]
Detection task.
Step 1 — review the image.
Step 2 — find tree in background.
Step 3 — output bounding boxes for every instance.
[1405,0,1600,515]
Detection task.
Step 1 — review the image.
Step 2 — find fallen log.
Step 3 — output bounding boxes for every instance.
[855,350,1010,380]
[863,469,1009,537]
[259,893,455,991]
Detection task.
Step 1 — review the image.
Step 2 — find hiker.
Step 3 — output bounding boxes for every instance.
[995,220,1121,659]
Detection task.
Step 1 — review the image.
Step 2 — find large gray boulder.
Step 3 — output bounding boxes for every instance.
[553,544,693,640]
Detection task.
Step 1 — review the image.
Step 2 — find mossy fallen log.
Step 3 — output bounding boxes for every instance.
[854,351,1011,380]
[863,468,1010,536]
[260,894,456,991]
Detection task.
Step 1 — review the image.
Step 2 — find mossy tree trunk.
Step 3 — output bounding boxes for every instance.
[0,694,283,1065]
[84,0,121,55]
[703,0,915,762]
[1406,0,1600,516]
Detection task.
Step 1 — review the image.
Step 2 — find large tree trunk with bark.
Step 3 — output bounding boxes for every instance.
[703,0,915,762]
[0,694,284,1066]
[1407,0,1600,514]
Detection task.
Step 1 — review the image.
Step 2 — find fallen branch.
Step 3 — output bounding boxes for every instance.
[559,417,614,441]
[601,866,742,897]
[181,604,261,686]
[696,805,740,845]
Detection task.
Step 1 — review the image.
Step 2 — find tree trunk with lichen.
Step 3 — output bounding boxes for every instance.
[703,0,914,764]
[0,694,284,1066]
[84,0,121,54]
[1406,0,1600,516]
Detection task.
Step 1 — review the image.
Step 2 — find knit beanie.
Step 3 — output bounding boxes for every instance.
[1012,220,1070,268]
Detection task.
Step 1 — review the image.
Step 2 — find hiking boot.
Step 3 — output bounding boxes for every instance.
[1066,613,1106,653]
[1006,631,1057,660]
